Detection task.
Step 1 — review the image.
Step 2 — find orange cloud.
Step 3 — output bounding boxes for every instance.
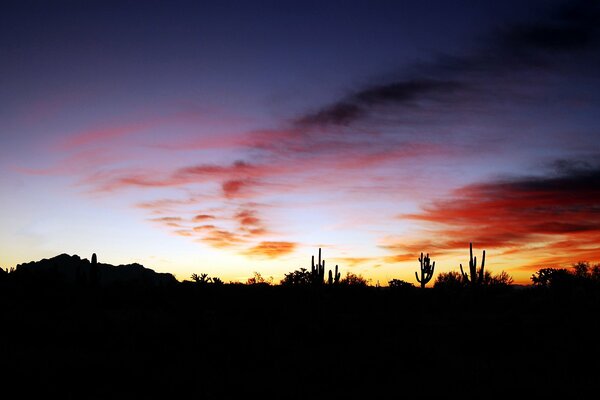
[244,241,297,258]
[149,216,184,227]
[391,163,600,269]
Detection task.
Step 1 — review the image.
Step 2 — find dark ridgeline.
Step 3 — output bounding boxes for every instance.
[8,252,177,288]
[0,245,599,399]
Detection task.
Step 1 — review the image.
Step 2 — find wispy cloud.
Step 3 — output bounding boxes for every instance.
[295,0,600,129]
[244,241,297,258]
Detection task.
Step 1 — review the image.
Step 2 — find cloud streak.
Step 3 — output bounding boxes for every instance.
[385,159,600,267]
[295,0,600,128]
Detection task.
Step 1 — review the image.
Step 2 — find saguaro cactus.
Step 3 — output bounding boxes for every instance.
[310,248,340,286]
[415,252,435,289]
[311,248,326,285]
[460,242,485,286]
[328,264,341,285]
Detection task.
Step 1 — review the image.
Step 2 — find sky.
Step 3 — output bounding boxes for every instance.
[1,0,600,285]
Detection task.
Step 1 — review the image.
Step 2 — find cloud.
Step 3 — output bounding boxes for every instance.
[295,0,600,128]
[149,216,184,227]
[296,79,465,127]
[222,179,250,199]
[201,229,246,248]
[499,0,599,53]
[389,159,600,262]
[192,214,215,222]
[336,257,377,267]
[244,241,297,258]
[193,225,216,232]
[86,160,269,193]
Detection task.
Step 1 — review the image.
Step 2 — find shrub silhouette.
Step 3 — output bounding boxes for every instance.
[211,277,224,285]
[531,268,573,289]
[246,271,272,285]
[434,271,465,290]
[415,252,435,289]
[531,262,600,291]
[340,272,369,287]
[388,278,415,290]
[280,268,312,286]
[486,270,514,287]
[191,273,212,284]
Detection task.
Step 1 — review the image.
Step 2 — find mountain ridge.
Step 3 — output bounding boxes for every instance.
[9,253,177,287]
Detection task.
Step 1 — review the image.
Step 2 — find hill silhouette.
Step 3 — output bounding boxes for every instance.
[9,253,177,287]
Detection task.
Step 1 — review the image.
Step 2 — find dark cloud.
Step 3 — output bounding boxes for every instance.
[501,0,600,52]
[296,79,465,127]
[296,0,600,128]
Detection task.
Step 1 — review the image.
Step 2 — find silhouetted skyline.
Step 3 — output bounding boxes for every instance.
[1,0,600,284]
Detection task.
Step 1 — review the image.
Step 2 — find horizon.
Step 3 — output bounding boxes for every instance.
[2,0,600,285]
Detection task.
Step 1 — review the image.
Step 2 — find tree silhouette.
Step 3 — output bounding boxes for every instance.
[280,268,312,286]
[340,272,369,287]
[191,273,212,284]
[433,271,465,290]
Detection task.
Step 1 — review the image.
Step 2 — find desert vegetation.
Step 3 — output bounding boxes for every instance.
[1,242,599,398]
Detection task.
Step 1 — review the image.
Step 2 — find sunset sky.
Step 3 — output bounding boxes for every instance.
[2,0,600,285]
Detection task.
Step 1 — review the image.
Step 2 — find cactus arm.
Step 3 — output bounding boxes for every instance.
[478,250,486,284]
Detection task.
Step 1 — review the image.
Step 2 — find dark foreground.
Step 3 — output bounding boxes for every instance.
[1,283,599,399]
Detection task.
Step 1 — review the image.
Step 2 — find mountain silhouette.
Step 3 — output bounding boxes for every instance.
[12,253,177,287]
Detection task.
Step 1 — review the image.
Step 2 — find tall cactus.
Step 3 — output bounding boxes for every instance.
[460,242,485,286]
[310,248,340,286]
[311,248,326,285]
[415,252,435,289]
[328,264,341,285]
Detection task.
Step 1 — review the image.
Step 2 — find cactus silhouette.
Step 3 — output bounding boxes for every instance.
[310,248,326,285]
[328,264,341,285]
[415,252,435,289]
[460,242,485,286]
[310,248,340,286]
[90,252,99,287]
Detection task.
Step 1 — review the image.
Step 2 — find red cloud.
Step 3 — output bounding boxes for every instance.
[59,110,206,150]
[391,165,600,269]
[192,214,216,222]
[222,180,248,199]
